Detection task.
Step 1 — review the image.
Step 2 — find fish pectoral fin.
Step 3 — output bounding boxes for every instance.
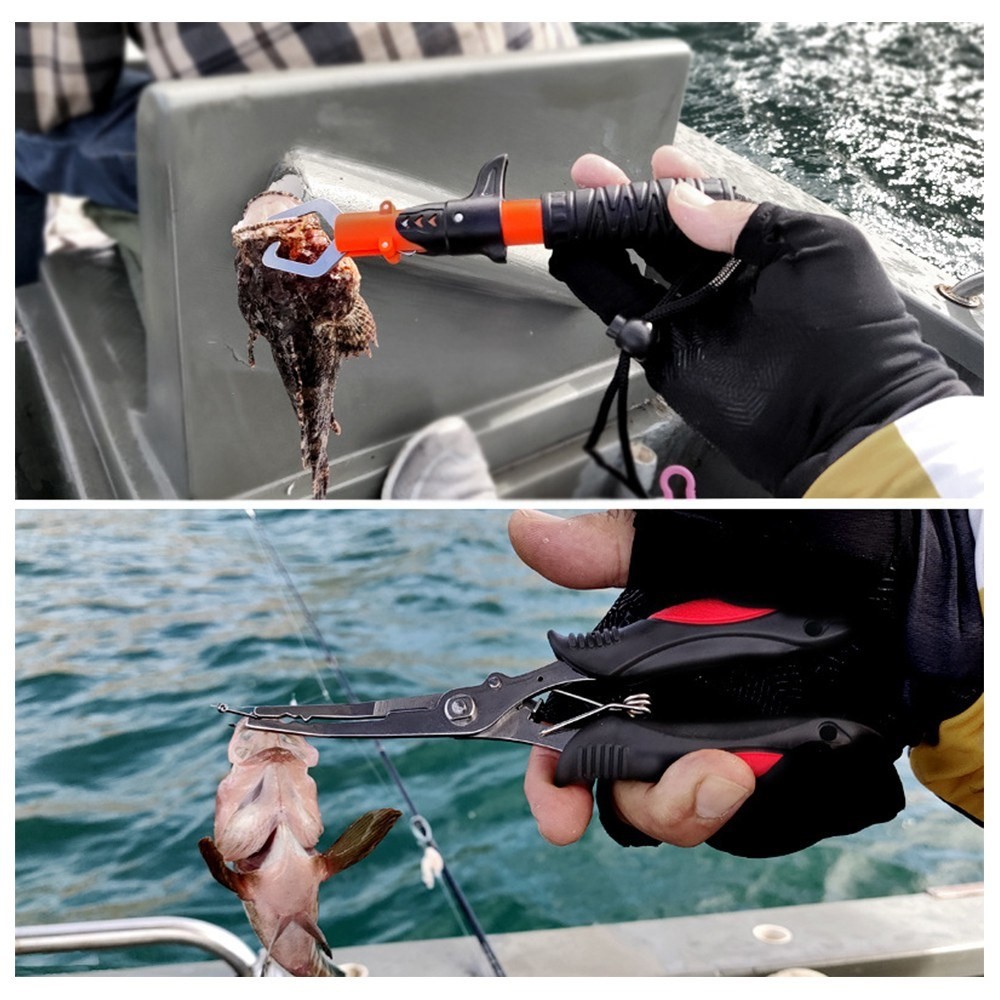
[263,914,332,973]
[293,913,333,958]
[321,808,402,876]
[199,837,248,897]
[261,914,293,971]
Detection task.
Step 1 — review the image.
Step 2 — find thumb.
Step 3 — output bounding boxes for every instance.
[613,749,756,848]
[668,183,758,255]
[507,509,635,590]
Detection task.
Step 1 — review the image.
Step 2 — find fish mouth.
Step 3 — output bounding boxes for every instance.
[232,191,303,234]
[251,746,308,764]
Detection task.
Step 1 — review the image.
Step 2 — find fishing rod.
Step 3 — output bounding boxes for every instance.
[244,510,506,978]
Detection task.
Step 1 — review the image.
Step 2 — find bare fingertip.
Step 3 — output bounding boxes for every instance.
[571,153,630,188]
[671,183,714,208]
[694,775,753,821]
[651,145,707,179]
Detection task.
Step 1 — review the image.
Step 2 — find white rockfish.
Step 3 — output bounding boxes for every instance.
[199,719,400,976]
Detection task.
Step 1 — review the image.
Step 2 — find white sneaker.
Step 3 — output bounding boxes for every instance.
[381,417,497,500]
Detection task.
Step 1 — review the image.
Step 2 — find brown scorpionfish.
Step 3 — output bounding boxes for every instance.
[232,192,378,499]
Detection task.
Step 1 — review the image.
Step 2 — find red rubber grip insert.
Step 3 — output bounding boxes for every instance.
[650,599,775,625]
[734,751,783,777]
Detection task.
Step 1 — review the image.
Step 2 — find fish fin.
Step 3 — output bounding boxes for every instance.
[261,914,294,971]
[326,298,378,358]
[293,913,333,958]
[321,808,402,876]
[198,837,248,897]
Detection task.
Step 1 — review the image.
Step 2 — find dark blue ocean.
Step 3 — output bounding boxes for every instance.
[15,509,984,974]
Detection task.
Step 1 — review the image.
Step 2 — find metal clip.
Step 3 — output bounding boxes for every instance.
[262,199,345,276]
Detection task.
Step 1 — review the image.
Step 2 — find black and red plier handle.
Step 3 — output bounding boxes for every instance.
[544,598,886,787]
[222,598,886,790]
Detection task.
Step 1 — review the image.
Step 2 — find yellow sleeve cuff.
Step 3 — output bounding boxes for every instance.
[805,423,938,498]
[804,397,982,499]
[909,694,984,822]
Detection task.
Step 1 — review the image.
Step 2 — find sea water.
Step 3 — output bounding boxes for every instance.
[576,22,984,275]
[15,509,984,974]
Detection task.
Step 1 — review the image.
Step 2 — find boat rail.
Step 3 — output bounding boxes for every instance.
[15,916,257,976]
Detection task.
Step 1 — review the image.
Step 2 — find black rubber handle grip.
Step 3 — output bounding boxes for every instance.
[547,611,851,683]
[541,177,741,248]
[553,716,884,786]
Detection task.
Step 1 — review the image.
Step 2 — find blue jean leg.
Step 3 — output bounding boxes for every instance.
[16,179,49,287]
[15,68,151,286]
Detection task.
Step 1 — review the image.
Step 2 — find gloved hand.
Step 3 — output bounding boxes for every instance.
[548,147,971,497]
[511,508,982,858]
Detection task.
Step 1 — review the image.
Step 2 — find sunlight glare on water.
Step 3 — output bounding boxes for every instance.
[577,22,984,273]
[12,20,985,978]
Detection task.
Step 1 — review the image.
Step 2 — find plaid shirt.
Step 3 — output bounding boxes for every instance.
[15,22,578,133]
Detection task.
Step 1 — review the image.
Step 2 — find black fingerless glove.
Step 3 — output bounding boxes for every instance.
[549,205,971,496]
[591,510,982,858]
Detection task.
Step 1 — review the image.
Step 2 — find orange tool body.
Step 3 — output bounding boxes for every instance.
[331,197,544,263]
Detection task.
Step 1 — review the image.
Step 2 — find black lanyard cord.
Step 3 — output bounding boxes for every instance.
[587,257,744,498]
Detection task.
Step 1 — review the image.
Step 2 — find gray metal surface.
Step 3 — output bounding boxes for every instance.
[27,886,983,977]
[136,40,692,499]
[309,884,987,977]
[15,249,178,498]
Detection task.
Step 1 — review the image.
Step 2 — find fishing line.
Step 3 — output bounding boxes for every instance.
[243,509,506,978]
[242,516,390,795]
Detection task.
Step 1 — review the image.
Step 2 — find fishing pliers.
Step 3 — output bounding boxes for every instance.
[217,599,888,786]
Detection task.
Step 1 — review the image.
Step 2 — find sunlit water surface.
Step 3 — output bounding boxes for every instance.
[578,22,983,274]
